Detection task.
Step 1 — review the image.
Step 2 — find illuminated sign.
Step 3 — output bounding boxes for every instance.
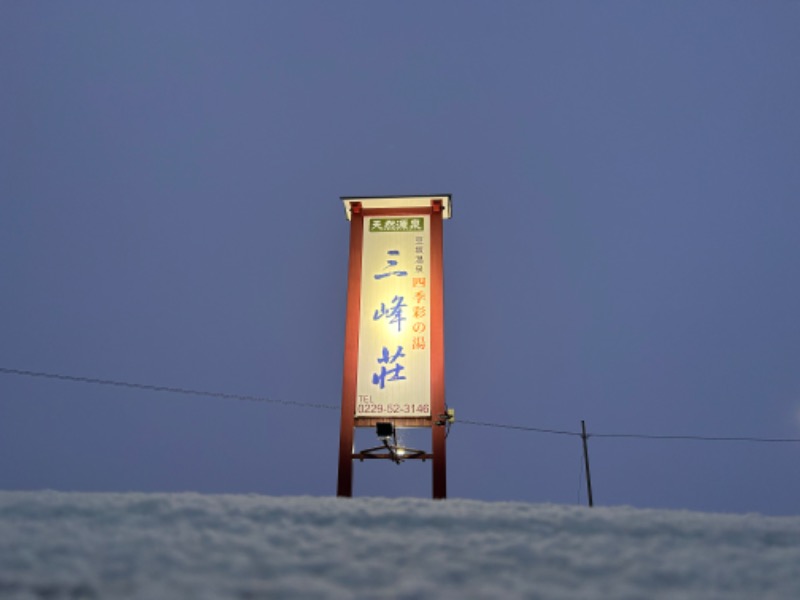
[337,194,451,499]
[356,216,430,417]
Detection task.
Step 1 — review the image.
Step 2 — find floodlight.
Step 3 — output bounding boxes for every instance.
[358,424,427,464]
[376,422,395,440]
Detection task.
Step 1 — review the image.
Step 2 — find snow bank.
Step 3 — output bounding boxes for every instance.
[1,491,799,599]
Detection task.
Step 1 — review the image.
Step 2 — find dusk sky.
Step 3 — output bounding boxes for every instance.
[2,2,799,515]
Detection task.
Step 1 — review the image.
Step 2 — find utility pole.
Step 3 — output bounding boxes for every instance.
[581,420,594,507]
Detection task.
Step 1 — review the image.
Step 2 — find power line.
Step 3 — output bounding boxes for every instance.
[458,419,580,437]
[0,367,338,411]
[459,419,800,443]
[3,366,800,443]
[590,432,800,443]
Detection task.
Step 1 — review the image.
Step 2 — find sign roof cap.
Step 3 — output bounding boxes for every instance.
[341,194,452,221]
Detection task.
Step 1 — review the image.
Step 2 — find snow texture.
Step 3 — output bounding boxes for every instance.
[1,491,799,599]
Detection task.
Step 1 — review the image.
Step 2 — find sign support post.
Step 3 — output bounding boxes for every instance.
[430,200,446,499]
[336,202,363,497]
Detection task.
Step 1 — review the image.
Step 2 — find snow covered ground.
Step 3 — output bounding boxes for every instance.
[1,492,799,599]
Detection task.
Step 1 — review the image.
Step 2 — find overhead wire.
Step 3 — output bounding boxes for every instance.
[0,367,338,411]
[458,419,580,437]
[3,366,800,443]
[589,432,800,443]
[458,418,800,443]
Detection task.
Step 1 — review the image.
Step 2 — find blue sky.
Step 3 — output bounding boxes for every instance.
[2,1,799,514]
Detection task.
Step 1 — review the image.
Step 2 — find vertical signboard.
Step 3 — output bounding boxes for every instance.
[356,216,430,418]
[337,195,451,499]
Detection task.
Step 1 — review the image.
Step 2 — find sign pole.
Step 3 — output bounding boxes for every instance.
[430,201,447,499]
[337,203,363,497]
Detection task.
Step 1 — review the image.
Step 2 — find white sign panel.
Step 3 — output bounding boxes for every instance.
[355,216,431,417]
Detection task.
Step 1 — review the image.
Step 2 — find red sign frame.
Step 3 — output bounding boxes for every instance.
[337,197,449,499]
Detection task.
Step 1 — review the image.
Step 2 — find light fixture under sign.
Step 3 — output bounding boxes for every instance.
[356,422,427,464]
